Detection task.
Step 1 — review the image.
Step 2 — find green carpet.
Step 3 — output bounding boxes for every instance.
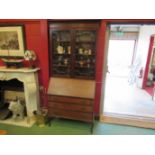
[0,118,155,135]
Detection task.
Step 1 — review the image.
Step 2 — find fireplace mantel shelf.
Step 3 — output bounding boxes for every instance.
[0,67,40,73]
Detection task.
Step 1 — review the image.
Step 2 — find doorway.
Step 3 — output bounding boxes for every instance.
[102,24,155,127]
[108,40,135,77]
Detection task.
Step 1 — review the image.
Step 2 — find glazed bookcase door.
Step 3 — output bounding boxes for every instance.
[73,30,96,79]
[51,30,72,77]
[49,22,98,79]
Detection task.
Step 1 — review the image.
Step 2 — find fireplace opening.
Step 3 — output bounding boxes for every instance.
[0,79,27,120]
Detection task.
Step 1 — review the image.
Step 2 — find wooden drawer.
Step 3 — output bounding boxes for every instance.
[48,108,93,122]
[48,101,92,112]
[48,95,93,106]
[47,95,94,123]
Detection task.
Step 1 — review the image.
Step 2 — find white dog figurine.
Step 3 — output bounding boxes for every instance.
[8,99,25,120]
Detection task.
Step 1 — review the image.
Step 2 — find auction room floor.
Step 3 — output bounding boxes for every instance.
[104,75,155,118]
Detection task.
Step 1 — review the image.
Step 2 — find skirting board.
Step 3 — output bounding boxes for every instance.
[100,112,155,129]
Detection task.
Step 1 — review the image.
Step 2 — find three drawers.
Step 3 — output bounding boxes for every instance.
[48,95,94,122]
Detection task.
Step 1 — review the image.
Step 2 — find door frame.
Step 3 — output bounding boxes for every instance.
[142,35,154,89]
[99,24,110,115]
[100,19,155,129]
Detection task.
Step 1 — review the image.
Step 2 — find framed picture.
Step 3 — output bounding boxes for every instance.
[0,25,25,58]
[151,48,155,67]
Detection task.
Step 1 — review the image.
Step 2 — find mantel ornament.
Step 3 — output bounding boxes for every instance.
[0,50,37,68]
[1,57,24,68]
[24,50,37,68]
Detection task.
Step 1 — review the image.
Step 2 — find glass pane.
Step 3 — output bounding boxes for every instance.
[51,30,71,77]
[52,31,71,42]
[76,30,96,42]
[74,30,96,79]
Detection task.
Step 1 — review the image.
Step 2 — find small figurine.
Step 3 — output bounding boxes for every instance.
[24,50,37,68]
[79,60,84,67]
[87,58,91,68]
[58,55,63,65]
[57,45,64,54]
[84,50,89,55]
[88,49,92,55]
[87,64,90,68]
[67,46,71,54]
[64,58,68,66]
[78,48,83,54]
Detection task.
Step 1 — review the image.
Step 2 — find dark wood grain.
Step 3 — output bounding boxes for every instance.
[48,95,94,123]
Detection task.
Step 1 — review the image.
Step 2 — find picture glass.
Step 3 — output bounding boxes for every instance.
[0,31,19,50]
[0,26,25,58]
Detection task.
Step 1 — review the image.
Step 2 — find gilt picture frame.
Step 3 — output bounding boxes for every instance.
[0,25,25,58]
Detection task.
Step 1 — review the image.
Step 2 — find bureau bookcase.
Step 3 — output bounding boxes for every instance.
[48,21,99,132]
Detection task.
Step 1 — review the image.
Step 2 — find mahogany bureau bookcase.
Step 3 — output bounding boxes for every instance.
[47,21,98,133]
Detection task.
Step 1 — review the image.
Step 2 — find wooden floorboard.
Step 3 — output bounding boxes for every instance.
[100,112,155,129]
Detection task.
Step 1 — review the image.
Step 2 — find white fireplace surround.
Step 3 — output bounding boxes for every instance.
[0,67,40,125]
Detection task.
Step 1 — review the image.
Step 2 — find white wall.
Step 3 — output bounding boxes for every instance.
[135,25,155,88]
